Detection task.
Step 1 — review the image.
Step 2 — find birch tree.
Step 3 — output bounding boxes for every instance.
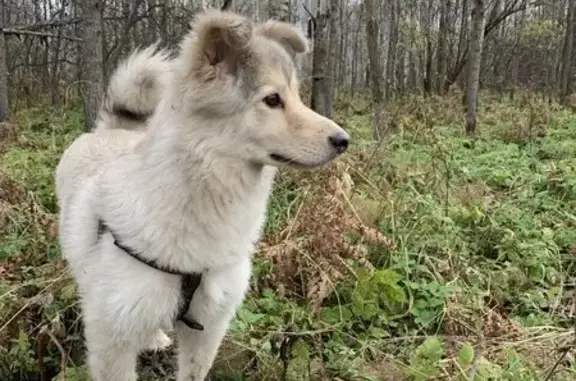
[466,0,486,136]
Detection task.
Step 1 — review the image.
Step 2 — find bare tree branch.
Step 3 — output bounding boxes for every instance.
[3,28,82,42]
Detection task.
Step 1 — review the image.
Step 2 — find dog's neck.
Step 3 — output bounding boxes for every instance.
[137,112,270,191]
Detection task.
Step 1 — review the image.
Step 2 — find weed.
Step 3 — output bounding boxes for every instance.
[0,94,575,380]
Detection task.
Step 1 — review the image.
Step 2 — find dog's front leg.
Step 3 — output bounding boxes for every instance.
[175,318,231,381]
[84,319,139,381]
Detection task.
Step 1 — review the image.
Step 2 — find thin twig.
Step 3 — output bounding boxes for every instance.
[302,4,315,21]
[12,19,81,30]
[282,185,310,242]
[0,275,66,333]
[36,332,48,381]
[3,28,82,42]
[544,325,576,381]
[41,325,74,377]
[543,347,570,381]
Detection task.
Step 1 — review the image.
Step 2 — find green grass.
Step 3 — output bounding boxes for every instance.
[0,94,574,380]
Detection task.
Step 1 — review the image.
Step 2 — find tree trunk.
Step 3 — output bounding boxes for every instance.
[310,0,333,118]
[465,0,486,136]
[364,0,384,140]
[385,0,398,99]
[436,0,451,94]
[395,39,406,95]
[268,0,290,21]
[407,2,419,92]
[560,0,575,101]
[328,0,339,99]
[423,0,434,95]
[509,0,528,100]
[364,0,383,104]
[0,0,10,123]
[75,0,104,132]
[336,0,345,89]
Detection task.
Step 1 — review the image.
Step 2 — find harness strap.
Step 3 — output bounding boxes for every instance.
[97,220,204,331]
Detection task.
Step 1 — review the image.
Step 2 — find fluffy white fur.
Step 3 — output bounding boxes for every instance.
[96,43,172,132]
[55,44,171,211]
[56,10,349,381]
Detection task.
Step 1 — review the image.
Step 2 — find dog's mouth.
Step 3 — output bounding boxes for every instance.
[270,153,296,164]
[269,153,336,169]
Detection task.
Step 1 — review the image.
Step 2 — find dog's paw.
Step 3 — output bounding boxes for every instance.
[146,329,173,351]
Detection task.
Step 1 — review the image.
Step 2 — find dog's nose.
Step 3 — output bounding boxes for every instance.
[328,132,349,154]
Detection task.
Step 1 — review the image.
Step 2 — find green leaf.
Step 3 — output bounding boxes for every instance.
[367,326,389,339]
[416,336,444,362]
[458,342,475,367]
[382,283,407,304]
[54,365,90,381]
[291,339,310,359]
[351,297,380,320]
[236,308,265,325]
[320,306,352,324]
[477,358,503,380]
[374,269,402,285]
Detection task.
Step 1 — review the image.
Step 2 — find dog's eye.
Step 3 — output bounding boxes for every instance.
[263,93,283,108]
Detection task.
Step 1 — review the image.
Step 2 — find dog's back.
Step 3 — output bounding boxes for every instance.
[55,44,171,210]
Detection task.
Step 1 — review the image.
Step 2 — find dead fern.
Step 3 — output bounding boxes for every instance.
[260,163,394,312]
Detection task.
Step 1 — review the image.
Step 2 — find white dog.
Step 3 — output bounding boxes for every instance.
[56,10,349,381]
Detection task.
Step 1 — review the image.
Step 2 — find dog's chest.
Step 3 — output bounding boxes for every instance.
[104,161,275,271]
[178,197,266,264]
[135,188,270,271]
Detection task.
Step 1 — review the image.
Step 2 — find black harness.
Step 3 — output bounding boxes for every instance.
[97,220,204,331]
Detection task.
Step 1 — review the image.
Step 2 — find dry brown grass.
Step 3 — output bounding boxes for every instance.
[258,161,395,312]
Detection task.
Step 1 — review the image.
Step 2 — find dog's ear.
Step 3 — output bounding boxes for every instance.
[255,20,309,57]
[187,10,253,73]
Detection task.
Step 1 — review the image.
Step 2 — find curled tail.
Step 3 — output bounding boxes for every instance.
[94,43,172,132]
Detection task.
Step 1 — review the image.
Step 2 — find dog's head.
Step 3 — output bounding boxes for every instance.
[172,10,349,169]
